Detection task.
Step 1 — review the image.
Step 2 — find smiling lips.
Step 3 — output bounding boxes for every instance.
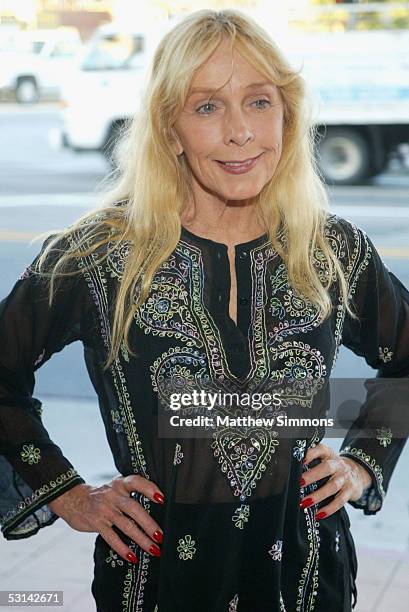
[215,152,263,174]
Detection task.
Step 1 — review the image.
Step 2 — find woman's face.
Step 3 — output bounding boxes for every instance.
[172,38,284,204]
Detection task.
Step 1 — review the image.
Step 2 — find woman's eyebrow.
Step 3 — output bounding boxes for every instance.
[188,81,274,96]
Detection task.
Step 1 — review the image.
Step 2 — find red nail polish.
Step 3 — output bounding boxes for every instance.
[149,544,161,557]
[316,511,327,520]
[153,530,163,544]
[299,497,314,509]
[126,552,138,564]
[300,478,306,487]
[153,492,164,504]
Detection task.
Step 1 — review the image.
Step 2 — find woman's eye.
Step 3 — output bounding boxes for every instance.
[196,102,216,114]
[253,98,271,109]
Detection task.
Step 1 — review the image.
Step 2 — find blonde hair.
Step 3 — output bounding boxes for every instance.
[32,8,357,371]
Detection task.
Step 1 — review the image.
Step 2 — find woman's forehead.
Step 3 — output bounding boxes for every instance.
[188,44,275,95]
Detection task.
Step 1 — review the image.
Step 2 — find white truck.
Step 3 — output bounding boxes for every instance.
[56,24,409,185]
[0,27,83,103]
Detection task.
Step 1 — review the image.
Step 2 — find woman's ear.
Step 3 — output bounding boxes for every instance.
[170,127,184,156]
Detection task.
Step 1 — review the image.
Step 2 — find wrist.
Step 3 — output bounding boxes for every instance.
[48,482,91,514]
[343,457,373,490]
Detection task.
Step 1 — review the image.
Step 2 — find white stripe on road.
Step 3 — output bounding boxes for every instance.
[0,193,98,208]
[332,205,409,219]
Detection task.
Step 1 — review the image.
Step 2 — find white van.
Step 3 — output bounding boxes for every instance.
[57,20,178,164]
[0,27,83,103]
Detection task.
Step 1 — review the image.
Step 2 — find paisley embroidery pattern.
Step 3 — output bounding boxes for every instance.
[211,429,279,502]
[268,263,323,345]
[134,253,202,348]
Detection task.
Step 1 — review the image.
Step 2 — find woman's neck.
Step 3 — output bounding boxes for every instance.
[180,201,267,246]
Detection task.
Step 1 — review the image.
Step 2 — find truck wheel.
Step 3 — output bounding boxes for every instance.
[15,77,39,104]
[316,128,371,186]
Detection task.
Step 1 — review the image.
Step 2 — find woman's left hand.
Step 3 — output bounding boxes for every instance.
[300,442,373,520]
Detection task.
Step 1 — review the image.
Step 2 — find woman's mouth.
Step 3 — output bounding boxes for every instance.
[215,153,263,174]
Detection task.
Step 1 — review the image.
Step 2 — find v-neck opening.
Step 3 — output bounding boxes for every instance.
[180,225,269,249]
[179,225,271,384]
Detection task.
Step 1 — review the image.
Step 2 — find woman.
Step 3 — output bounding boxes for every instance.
[0,9,408,612]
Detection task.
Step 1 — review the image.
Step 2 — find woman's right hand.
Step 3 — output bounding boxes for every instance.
[47,475,165,565]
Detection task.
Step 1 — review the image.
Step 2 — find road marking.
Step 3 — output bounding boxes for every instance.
[0,193,97,208]
[332,205,409,218]
[0,230,49,242]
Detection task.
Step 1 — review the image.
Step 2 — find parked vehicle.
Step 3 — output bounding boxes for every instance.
[0,27,83,103]
[282,30,409,184]
[57,25,409,185]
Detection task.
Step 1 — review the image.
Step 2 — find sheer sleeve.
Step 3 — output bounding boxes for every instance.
[0,233,94,540]
[338,218,409,515]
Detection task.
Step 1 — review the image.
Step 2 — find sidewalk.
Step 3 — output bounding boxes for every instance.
[0,396,408,610]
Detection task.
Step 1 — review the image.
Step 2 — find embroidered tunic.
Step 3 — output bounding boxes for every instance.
[1,210,408,612]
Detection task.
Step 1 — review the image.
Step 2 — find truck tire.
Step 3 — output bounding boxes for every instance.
[316,128,371,186]
[15,77,39,104]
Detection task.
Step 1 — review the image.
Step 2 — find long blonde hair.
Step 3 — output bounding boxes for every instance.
[32,8,357,371]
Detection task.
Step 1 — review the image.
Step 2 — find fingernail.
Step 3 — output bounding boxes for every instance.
[300,478,306,487]
[153,492,165,504]
[299,497,314,509]
[149,544,161,557]
[153,530,163,544]
[316,511,327,520]
[126,552,138,564]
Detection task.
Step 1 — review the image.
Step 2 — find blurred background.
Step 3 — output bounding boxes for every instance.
[0,1,408,610]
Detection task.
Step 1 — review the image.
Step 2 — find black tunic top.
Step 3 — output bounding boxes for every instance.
[0,211,408,612]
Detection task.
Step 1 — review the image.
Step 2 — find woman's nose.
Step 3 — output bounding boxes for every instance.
[224,107,254,147]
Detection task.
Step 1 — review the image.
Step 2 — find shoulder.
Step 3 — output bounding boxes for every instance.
[323,212,371,260]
